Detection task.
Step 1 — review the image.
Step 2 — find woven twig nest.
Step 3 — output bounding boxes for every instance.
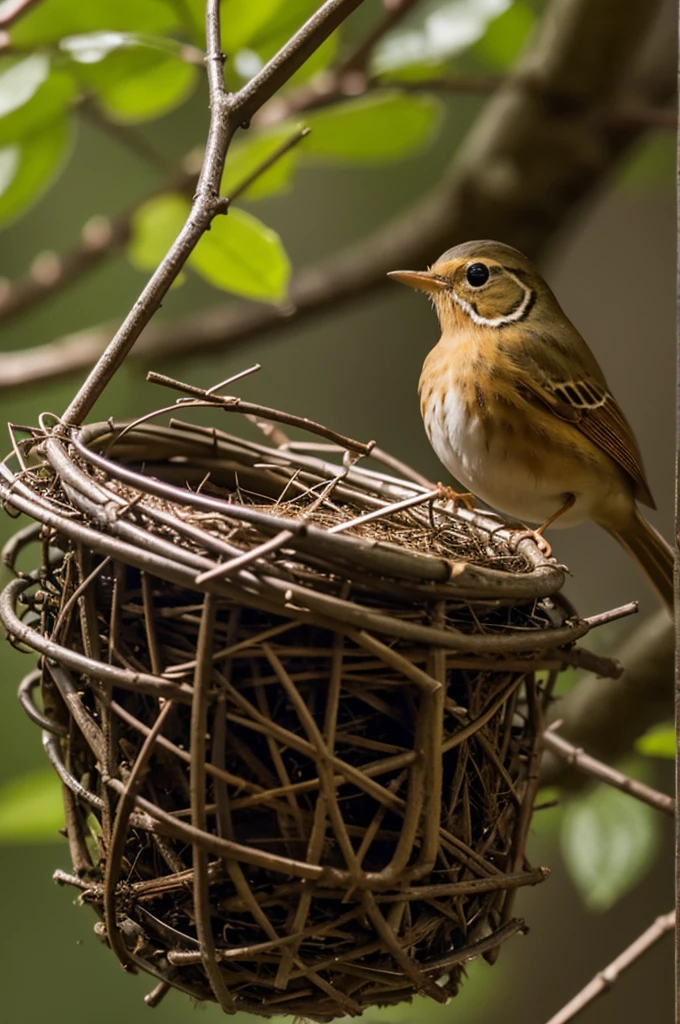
[0,394,597,1019]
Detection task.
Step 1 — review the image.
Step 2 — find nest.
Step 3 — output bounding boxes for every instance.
[0,391,600,1020]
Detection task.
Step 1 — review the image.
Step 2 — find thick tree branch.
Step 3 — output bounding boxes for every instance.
[541,610,673,789]
[0,0,672,394]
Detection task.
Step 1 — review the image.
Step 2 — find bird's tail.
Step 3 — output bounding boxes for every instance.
[608,509,674,610]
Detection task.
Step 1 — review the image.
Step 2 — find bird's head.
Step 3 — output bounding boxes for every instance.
[388,240,548,333]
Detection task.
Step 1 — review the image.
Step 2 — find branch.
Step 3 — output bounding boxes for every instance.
[542,727,674,816]
[0,0,41,28]
[0,0,672,394]
[60,0,365,426]
[339,0,422,76]
[541,610,673,789]
[543,911,675,1024]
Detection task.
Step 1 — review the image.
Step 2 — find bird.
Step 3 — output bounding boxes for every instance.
[388,239,674,609]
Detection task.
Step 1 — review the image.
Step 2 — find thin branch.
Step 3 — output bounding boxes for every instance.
[543,728,674,816]
[541,610,673,789]
[339,0,422,76]
[60,0,366,427]
[0,0,41,28]
[79,99,175,174]
[543,911,675,1024]
[225,126,310,203]
[145,371,375,453]
[1,0,672,394]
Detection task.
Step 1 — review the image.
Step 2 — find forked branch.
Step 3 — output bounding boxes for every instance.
[60,0,365,426]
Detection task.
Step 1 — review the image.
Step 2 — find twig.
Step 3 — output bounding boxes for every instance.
[541,610,673,789]
[79,99,175,174]
[327,488,440,534]
[145,371,375,454]
[226,127,310,203]
[339,0,422,76]
[583,601,638,628]
[543,728,674,816]
[60,0,366,427]
[0,0,41,28]
[543,911,675,1024]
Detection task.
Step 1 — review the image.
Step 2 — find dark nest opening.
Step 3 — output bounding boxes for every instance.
[0,400,602,1020]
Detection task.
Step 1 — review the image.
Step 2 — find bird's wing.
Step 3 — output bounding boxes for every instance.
[520,365,655,508]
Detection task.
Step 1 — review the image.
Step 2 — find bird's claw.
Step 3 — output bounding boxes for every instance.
[436,483,476,511]
[508,528,553,557]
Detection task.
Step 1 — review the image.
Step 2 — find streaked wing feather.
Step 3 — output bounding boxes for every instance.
[525,374,655,508]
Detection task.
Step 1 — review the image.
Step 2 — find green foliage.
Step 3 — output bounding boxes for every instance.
[190,207,291,301]
[372,0,513,74]
[635,722,675,759]
[0,57,74,146]
[560,772,661,911]
[0,119,72,226]
[129,194,291,301]
[472,0,535,68]
[221,128,304,200]
[304,93,442,163]
[0,767,64,843]
[9,0,181,47]
[67,36,199,123]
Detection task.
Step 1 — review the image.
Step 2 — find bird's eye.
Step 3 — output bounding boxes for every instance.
[466,262,489,287]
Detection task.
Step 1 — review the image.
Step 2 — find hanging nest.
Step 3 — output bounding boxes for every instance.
[0,385,607,1020]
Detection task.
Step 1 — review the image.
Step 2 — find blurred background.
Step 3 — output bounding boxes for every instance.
[0,0,675,1021]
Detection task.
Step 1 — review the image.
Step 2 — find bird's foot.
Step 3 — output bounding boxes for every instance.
[508,527,553,557]
[436,483,476,511]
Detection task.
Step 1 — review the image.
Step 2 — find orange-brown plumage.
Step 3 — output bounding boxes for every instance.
[390,240,673,608]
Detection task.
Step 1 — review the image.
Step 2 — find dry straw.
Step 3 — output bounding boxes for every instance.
[0,374,623,1019]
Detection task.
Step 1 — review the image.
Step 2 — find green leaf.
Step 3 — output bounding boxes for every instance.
[372,0,513,74]
[127,192,189,270]
[128,195,290,300]
[232,0,340,87]
[222,0,287,53]
[0,118,72,227]
[190,207,291,301]
[60,30,196,64]
[70,41,199,124]
[0,768,64,843]
[473,0,535,69]
[0,54,50,118]
[221,128,304,200]
[303,92,442,163]
[560,782,660,911]
[0,59,75,146]
[10,0,180,48]
[635,722,675,759]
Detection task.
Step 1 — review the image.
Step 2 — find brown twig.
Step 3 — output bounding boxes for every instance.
[0,0,42,28]
[543,911,675,1024]
[541,610,673,789]
[59,0,366,427]
[339,0,422,76]
[543,727,674,816]
[145,371,375,454]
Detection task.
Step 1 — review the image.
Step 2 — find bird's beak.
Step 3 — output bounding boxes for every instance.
[387,269,446,294]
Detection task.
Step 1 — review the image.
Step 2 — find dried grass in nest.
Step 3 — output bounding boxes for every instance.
[0,394,611,1020]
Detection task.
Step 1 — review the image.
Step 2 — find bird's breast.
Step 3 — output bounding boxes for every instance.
[419,333,627,527]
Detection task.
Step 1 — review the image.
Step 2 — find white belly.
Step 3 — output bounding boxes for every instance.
[424,389,623,528]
